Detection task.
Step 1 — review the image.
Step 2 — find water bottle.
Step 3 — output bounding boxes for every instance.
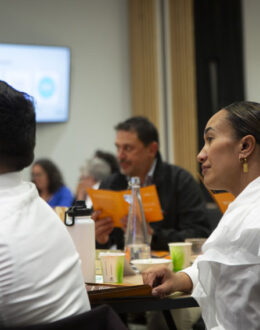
[65,200,95,283]
[124,177,151,261]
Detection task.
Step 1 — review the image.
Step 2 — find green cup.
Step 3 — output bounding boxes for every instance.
[99,252,125,283]
[168,242,192,272]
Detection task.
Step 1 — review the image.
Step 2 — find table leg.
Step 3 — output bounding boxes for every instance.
[162,310,178,330]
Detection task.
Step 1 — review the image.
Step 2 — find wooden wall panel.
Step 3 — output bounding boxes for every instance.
[129,0,198,178]
[128,0,159,127]
[169,0,198,178]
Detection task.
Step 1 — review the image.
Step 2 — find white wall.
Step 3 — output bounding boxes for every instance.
[0,0,131,192]
[242,0,260,102]
[0,0,259,193]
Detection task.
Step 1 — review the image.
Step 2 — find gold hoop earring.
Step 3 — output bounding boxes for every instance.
[243,158,248,173]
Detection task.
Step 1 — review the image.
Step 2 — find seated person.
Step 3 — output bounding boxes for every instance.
[93,116,211,251]
[94,149,120,174]
[31,158,74,207]
[142,101,260,329]
[75,157,112,208]
[0,81,90,326]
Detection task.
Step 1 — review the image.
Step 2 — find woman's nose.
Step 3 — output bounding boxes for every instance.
[197,147,207,163]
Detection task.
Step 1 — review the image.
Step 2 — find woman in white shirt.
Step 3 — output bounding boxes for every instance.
[143,101,260,330]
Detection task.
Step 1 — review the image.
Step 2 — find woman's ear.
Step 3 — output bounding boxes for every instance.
[239,135,256,158]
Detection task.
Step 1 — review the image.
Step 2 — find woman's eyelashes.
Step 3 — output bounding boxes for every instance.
[206,136,214,144]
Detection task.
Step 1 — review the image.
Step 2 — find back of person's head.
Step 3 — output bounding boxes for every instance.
[85,157,111,183]
[224,101,260,145]
[115,116,159,146]
[33,158,64,194]
[0,81,36,172]
[94,150,119,174]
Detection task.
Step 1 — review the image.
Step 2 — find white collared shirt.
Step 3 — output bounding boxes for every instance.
[127,159,157,187]
[0,172,90,326]
[86,181,100,208]
[183,176,260,329]
[143,158,157,186]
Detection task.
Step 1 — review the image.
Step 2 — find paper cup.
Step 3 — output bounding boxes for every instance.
[99,252,125,283]
[168,242,192,272]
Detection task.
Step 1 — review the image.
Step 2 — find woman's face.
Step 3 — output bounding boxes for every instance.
[31,164,49,192]
[197,109,241,192]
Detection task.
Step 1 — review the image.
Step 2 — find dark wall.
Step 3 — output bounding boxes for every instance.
[194,0,244,151]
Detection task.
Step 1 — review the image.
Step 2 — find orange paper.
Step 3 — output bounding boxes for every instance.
[210,191,235,214]
[87,185,163,227]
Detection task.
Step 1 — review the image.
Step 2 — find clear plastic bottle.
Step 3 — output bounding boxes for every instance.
[65,200,95,283]
[124,177,151,261]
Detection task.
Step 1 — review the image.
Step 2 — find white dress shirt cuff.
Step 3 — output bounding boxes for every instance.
[180,263,199,289]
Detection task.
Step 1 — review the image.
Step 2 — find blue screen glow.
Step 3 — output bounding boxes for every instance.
[0,43,71,123]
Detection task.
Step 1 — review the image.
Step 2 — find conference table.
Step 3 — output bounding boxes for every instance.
[56,207,201,329]
[88,256,199,330]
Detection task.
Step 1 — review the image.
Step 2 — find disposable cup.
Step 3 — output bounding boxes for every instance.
[99,252,125,283]
[168,242,192,272]
[185,238,206,256]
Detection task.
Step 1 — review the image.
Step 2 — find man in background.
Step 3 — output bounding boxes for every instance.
[93,116,211,251]
[0,81,90,326]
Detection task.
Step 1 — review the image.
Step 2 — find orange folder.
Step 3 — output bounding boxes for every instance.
[87,185,163,227]
[209,191,235,214]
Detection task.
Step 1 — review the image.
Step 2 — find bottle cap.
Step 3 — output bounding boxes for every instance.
[129,176,140,188]
[65,200,92,226]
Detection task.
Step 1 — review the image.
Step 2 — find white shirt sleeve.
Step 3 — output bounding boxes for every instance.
[213,263,260,330]
[181,259,199,289]
[0,236,13,322]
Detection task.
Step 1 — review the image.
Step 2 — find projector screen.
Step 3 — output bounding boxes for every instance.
[0,43,71,123]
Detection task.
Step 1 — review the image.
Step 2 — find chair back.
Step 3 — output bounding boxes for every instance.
[2,305,127,330]
[198,173,235,214]
[209,191,235,214]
